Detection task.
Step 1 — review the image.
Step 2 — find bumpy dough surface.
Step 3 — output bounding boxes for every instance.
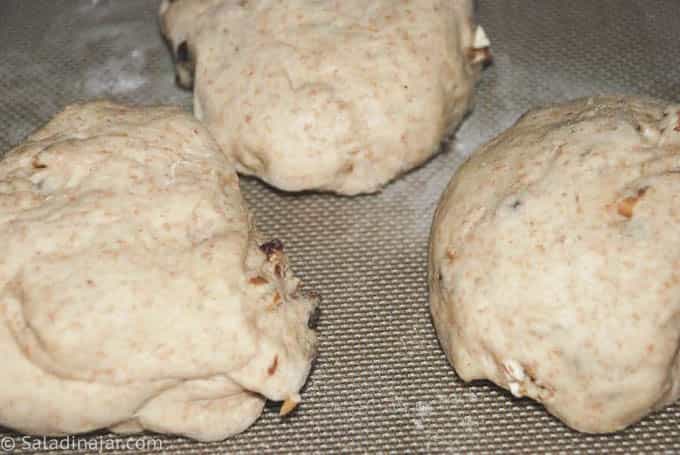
[429,96,680,433]
[160,0,486,195]
[0,101,318,441]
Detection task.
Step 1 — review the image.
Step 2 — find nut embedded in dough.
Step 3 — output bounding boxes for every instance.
[280,394,301,417]
[617,187,648,218]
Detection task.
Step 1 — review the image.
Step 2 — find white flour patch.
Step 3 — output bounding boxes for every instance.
[412,401,434,430]
[75,22,155,97]
[82,50,148,96]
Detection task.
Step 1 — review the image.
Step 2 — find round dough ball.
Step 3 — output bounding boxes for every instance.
[429,96,680,433]
[0,101,318,441]
[160,0,490,195]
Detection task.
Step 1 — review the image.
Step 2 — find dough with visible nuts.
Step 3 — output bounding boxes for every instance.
[429,96,680,433]
[0,101,318,441]
[160,0,490,195]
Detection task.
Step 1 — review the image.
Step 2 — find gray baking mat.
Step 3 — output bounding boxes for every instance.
[1,1,679,453]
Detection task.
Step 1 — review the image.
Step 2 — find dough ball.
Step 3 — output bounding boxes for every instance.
[160,0,490,195]
[429,96,680,433]
[0,101,318,441]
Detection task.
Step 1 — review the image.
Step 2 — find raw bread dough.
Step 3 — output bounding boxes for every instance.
[0,101,318,441]
[429,96,680,433]
[160,0,490,195]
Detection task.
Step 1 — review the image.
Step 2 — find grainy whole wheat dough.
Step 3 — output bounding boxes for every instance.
[429,96,680,433]
[160,0,490,195]
[0,101,318,441]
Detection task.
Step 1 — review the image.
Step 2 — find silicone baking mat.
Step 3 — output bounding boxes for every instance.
[1,1,679,453]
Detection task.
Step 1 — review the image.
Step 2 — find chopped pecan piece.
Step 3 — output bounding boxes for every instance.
[267,355,278,376]
[259,239,284,259]
[248,276,268,285]
[617,187,649,218]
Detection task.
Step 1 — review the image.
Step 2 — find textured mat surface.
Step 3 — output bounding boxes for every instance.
[1,1,680,453]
